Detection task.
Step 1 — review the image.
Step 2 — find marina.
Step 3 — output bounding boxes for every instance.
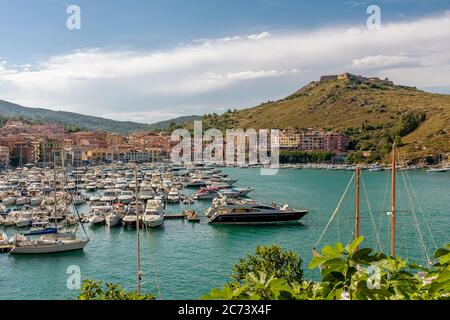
[0,162,448,299]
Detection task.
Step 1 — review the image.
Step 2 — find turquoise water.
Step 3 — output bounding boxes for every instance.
[0,168,449,300]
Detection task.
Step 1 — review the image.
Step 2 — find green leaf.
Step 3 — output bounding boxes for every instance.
[322,245,342,259]
[348,236,365,254]
[353,248,373,261]
[308,256,325,270]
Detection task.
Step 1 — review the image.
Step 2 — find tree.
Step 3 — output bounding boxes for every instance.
[204,239,450,300]
[231,245,303,284]
[78,280,155,300]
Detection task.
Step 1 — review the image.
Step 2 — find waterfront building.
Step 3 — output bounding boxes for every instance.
[279,128,301,150]
[0,146,9,169]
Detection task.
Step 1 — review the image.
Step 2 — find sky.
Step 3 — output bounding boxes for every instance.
[0,0,449,124]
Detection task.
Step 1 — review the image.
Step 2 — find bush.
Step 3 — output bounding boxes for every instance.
[231,245,303,284]
[78,280,155,300]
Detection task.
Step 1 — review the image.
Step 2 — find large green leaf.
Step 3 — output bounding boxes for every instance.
[348,236,365,254]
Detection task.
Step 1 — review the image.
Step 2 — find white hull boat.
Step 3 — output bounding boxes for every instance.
[10,239,88,254]
[143,214,164,228]
[106,213,122,227]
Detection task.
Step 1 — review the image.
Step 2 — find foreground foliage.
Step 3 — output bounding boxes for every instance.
[78,280,155,300]
[203,239,450,300]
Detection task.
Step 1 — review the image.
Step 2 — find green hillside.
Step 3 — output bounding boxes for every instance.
[195,76,450,163]
[0,99,199,134]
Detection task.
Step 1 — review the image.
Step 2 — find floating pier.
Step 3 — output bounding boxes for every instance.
[163,214,186,220]
[0,244,13,253]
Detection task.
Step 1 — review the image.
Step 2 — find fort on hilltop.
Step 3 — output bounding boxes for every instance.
[319,73,394,86]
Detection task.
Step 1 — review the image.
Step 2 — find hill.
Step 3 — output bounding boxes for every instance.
[0,99,200,134]
[196,74,450,163]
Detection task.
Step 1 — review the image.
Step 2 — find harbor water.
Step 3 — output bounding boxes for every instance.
[0,168,449,299]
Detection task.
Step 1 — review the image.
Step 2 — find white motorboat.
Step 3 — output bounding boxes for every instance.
[73,195,86,206]
[427,167,449,173]
[167,189,180,203]
[100,189,118,203]
[30,197,43,206]
[193,187,219,200]
[106,204,124,227]
[142,200,164,228]
[118,190,134,204]
[122,202,142,227]
[89,210,106,225]
[106,212,122,227]
[85,182,97,192]
[15,212,33,228]
[2,196,16,206]
[138,188,154,201]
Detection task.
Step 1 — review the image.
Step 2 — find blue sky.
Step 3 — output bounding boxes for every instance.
[0,0,449,123]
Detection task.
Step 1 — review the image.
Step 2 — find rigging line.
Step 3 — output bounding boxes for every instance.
[399,167,431,266]
[142,207,162,300]
[361,174,382,251]
[379,169,391,236]
[314,173,355,249]
[403,168,438,250]
[396,152,435,261]
[73,199,89,241]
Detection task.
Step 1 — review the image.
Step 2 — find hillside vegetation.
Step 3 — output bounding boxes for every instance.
[0,99,199,135]
[196,77,450,163]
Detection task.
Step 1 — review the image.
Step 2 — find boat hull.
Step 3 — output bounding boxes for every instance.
[209,210,308,225]
[10,240,88,254]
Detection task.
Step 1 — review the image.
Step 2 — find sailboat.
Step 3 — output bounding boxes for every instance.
[315,143,433,263]
[10,157,89,254]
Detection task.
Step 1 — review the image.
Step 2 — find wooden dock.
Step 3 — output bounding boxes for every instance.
[0,244,13,253]
[163,214,186,220]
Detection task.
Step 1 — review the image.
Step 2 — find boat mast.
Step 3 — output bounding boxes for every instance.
[53,154,58,238]
[135,164,141,296]
[355,166,360,246]
[391,143,396,256]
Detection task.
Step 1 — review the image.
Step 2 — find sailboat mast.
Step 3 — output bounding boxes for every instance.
[355,166,360,244]
[135,165,141,296]
[53,155,58,237]
[391,143,396,256]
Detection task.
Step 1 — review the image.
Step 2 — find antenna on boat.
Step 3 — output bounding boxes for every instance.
[391,142,396,256]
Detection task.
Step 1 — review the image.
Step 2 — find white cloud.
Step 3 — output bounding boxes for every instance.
[352,55,416,69]
[0,13,449,123]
